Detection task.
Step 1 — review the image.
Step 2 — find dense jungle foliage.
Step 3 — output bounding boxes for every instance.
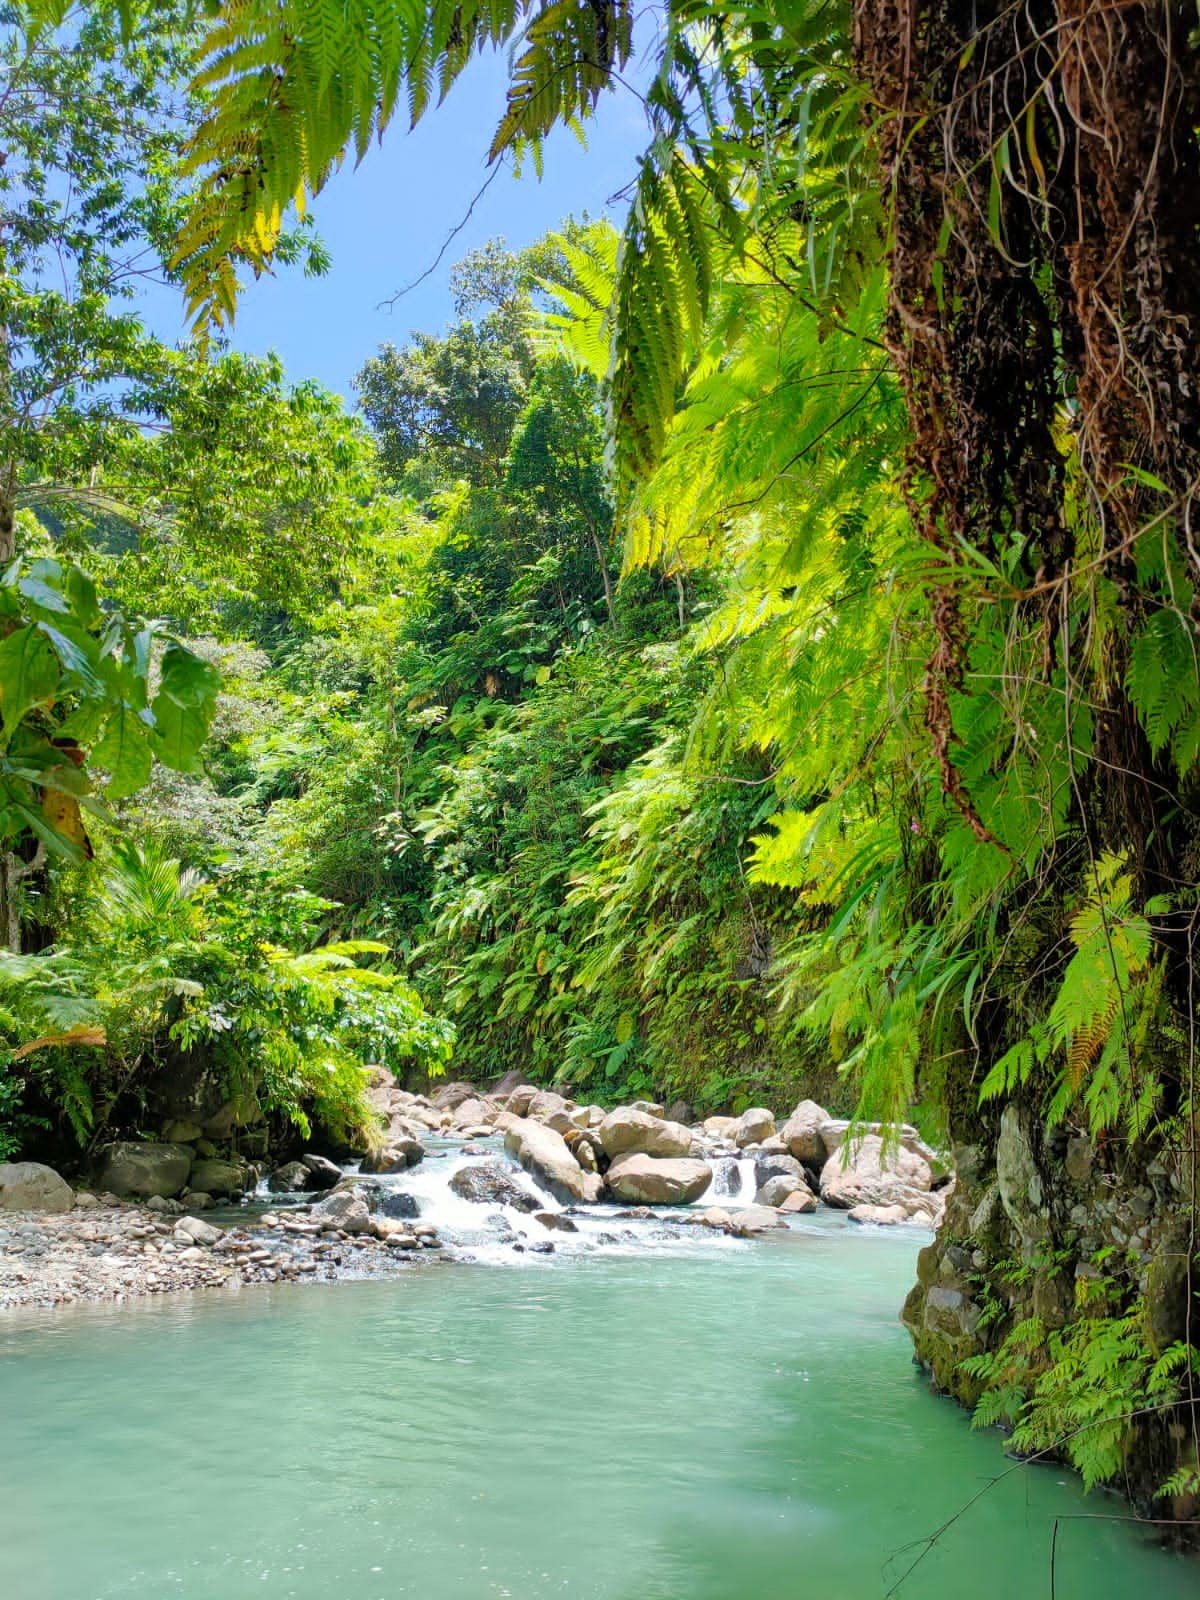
[2,0,1199,1514]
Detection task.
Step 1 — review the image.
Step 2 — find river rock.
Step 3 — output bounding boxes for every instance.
[301,1154,342,1190]
[598,1107,693,1160]
[819,1135,932,1210]
[605,1154,712,1205]
[174,1215,223,1247]
[432,1081,482,1111]
[779,1099,831,1162]
[188,1158,249,1198]
[704,1116,740,1138]
[847,1203,916,1226]
[729,1205,787,1233]
[312,1191,372,1234]
[448,1159,541,1212]
[491,1070,535,1097]
[201,1091,261,1140]
[734,1108,776,1148]
[574,1141,598,1172]
[755,1173,813,1208]
[779,1188,819,1214]
[756,1134,790,1157]
[535,1211,578,1233]
[450,1097,495,1129]
[504,1084,539,1116]
[371,1191,420,1219]
[268,1161,312,1193]
[504,1118,603,1204]
[161,1118,204,1143]
[0,1161,74,1214]
[817,1118,934,1165]
[664,1099,694,1126]
[527,1089,572,1122]
[95,1142,193,1199]
[755,1152,805,1186]
[361,1138,425,1173]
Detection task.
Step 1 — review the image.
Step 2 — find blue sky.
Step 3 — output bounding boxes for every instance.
[138,52,649,405]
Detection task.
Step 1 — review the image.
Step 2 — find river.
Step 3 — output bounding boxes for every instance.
[0,1205,1194,1599]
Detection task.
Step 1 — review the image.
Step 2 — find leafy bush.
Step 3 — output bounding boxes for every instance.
[0,841,451,1155]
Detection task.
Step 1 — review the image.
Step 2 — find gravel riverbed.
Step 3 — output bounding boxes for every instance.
[0,1198,444,1313]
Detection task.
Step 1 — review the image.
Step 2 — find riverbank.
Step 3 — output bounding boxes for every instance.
[0,1078,956,1314]
[0,1197,448,1314]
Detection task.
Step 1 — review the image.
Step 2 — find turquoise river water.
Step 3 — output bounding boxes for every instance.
[0,1218,1195,1600]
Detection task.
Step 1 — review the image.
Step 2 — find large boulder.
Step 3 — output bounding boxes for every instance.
[779,1099,831,1163]
[161,1118,204,1143]
[527,1089,572,1122]
[819,1134,933,1210]
[505,1084,540,1117]
[490,1069,535,1098]
[734,1107,776,1148]
[448,1159,541,1213]
[598,1107,693,1160]
[503,1118,603,1204]
[756,1173,814,1209]
[755,1152,805,1187]
[267,1160,311,1193]
[0,1161,74,1214]
[301,1154,342,1190]
[361,1137,425,1174]
[449,1097,495,1129]
[312,1189,373,1234]
[605,1154,712,1206]
[848,1203,920,1227]
[200,1091,261,1141]
[432,1081,481,1111]
[703,1115,740,1139]
[95,1141,193,1199]
[371,1190,420,1220]
[188,1158,251,1198]
[728,1205,787,1233]
[817,1118,935,1165]
[540,1109,576,1135]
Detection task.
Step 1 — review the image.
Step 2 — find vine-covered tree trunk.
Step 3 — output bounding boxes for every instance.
[853,0,1200,1527]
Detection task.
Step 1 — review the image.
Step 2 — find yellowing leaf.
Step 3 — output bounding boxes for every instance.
[41,789,93,859]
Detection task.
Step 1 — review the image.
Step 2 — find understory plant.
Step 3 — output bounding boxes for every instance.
[0,840,451,1154]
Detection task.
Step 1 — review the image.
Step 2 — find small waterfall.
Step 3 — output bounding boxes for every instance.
[733,1158,758,1204]
[710,1157,739,1197]
[370,1142,557,1248]
[706,1156,758,1204]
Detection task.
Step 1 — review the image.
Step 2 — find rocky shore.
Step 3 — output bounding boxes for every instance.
[0,1193,447,1314]
[0,1073,954,1314]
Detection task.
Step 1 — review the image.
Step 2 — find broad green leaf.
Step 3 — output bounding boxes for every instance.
[158,640,220,707]
[93,704,153,797]
[0,627,61,736]
[148,691,211,774]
